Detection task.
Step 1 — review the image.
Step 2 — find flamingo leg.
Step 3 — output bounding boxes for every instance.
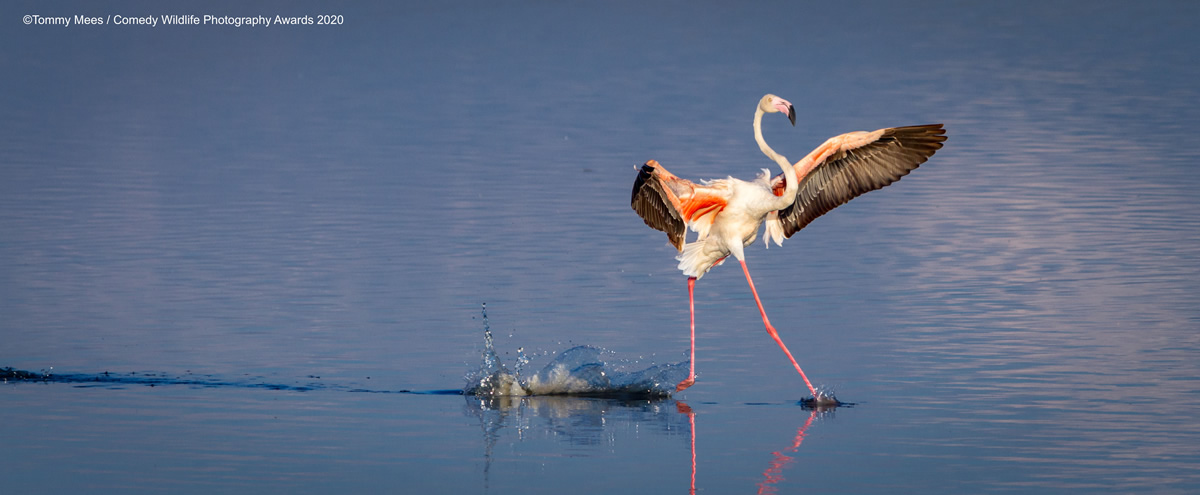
[676,277,698,392]
[739,260,819,398]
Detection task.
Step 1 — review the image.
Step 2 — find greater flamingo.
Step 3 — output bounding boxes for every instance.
[631,94,946,396]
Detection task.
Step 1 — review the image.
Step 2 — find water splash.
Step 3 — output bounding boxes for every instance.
[464,303,531,396]
[802,387,844,408]
[464,304,687,399]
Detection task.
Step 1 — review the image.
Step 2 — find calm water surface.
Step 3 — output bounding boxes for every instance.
[3,1,1199,493]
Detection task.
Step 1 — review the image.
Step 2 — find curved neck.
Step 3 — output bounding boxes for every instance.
[754,107,799,208]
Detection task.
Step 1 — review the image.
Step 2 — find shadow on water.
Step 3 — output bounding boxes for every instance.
[2,366,321,391]
[0,366,464,395]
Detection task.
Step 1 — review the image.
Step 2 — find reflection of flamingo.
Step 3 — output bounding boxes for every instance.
[756,409,820,495]
[677,400,831,494]
[632,94,946,395]
[676,402,697,495]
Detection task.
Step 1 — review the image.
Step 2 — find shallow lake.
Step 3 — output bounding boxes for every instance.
[3,1,1199,493]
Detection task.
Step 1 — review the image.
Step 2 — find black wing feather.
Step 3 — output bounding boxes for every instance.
[778,124,947,238]
[631,162,687,251]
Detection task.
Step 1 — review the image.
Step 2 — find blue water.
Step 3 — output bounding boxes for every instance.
[4,1,1200,493]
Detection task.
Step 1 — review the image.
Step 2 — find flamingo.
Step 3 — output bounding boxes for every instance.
[631,94,946,396]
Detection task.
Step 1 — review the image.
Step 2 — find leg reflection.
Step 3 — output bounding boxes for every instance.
[679,402,834,495]
[756,409,819,495]
[676,401,696,495]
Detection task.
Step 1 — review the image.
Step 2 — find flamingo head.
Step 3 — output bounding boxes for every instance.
[759,94,796,126]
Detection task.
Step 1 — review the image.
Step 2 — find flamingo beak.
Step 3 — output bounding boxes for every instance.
[774,100,796,126]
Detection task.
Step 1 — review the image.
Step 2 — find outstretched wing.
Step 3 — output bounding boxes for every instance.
[770,124,946,239]
[631,160,731,251]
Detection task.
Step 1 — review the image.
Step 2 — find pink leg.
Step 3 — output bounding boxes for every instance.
[676,277,697,392]
[739,260,819,398]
